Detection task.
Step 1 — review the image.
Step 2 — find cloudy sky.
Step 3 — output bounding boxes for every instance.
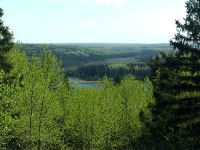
[1,0,186,43]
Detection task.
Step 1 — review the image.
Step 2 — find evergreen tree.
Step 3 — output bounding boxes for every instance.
[148,0,200,148]
[0,8,13,72]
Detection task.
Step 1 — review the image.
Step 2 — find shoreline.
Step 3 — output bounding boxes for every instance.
[68,77,99,84]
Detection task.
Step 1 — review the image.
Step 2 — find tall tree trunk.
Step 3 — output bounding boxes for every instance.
[29,84,34,150]
[37,97,45,150]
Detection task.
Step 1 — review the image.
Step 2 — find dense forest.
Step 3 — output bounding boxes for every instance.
[68,64,150,81]
[1,45,154,149]
[21,43,169,81]
[1,0,200,149]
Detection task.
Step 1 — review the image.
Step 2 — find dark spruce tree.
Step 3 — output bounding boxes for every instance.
[0,8,13,72]
[146,0,200,149]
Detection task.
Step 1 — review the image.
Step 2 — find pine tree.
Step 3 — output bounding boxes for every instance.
[148,0,200,148]
[0,8,13,72]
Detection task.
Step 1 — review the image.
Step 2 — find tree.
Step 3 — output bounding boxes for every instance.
[0,8,13,72]
[148,0,200,148]
[5,46,67,149]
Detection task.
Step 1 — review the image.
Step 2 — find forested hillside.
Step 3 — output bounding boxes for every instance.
[1,0,200,149]
[22,43,169,80]
[0,46,154,149]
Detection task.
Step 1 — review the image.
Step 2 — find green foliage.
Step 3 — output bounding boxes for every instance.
[58,76,154,149]
[0,45,154,149]
[0,8,13,72]
[22,43,169,76]
[1,45,67,149]
[69,63,150,81]
[0,70,22,149]
[147,0,200,148]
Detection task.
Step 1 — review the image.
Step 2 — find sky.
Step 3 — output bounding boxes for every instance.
[0,0,186,43]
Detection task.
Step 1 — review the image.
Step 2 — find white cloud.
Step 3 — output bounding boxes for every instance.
[82,0,126,8]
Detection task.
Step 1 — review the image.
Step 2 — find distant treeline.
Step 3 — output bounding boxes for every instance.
[21,43,169,68]
[67,63,150,81]
[1,0,200,148]
[20,43,168,81]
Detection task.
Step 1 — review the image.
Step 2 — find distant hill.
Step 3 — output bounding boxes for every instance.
[21,43,170,80]
[22,43,170,67]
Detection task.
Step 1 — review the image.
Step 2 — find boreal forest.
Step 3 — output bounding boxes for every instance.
[1,0,200,149]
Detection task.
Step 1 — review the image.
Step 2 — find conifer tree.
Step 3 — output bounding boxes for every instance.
[148,0,200,148]
[0,8,13,72]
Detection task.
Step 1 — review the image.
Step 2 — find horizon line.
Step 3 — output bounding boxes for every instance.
[21,42,170,45]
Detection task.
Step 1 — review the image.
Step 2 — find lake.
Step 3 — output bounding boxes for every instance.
[68,77,101,88]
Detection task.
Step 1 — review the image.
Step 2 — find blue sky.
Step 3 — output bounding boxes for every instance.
[1,0,186,43]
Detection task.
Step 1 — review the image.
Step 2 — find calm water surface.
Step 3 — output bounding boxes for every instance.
[69,77,102,88]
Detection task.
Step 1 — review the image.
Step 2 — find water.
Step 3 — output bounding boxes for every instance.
[79,82,99,88]
[68,77,101,88]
